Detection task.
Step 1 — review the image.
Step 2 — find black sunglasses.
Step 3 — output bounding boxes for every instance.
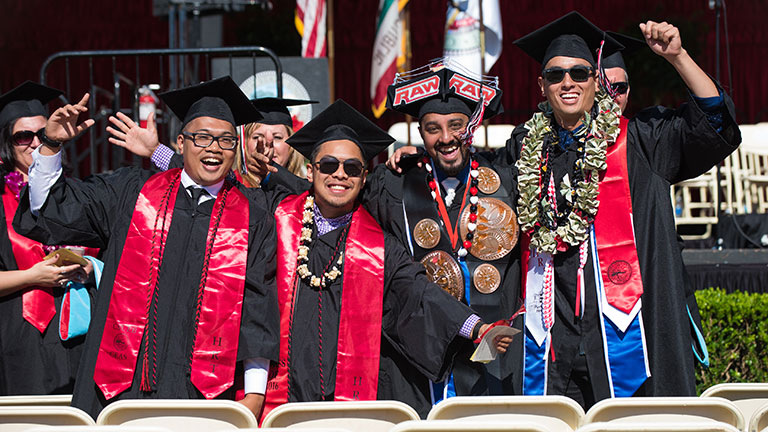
[12,128,45,146]
[314,156,365,178]
[542,66,595,83]
[611,81,629,95]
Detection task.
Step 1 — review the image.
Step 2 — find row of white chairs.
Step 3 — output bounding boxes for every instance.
[672,122,768,240]
[2,383,768,432]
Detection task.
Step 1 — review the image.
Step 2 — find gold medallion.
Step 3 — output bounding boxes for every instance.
[473,263,501,294]
[420,250,464,301]
[477,167,501,195]
[413,218,441,249]
[459,197,519,261]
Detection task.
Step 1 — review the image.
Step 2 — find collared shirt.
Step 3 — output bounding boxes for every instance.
[179,169,223,204]
[313,203,354,236]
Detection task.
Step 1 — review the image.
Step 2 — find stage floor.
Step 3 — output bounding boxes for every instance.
[683,249,768,293]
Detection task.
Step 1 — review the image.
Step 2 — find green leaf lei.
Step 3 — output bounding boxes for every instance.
[516,90,621,254]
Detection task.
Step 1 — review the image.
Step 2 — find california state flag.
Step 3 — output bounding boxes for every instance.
[296,0,327,58]
[370,0,409,118]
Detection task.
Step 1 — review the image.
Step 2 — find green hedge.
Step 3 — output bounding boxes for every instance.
[695,288,768,394]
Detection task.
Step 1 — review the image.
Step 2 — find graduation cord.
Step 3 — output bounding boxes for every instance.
[140,175,178,392]
[315,224,349,399]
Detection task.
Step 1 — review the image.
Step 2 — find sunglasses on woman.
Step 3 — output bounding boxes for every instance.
[542,66,595,84]
[12,128,45,146]
[314,156,365,178]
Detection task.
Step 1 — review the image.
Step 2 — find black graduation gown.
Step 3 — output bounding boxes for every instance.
[258,184,473,418]
[362,152,524,397]
[506,87,741,405]
[0,183,86,395]
[13,167,280,419]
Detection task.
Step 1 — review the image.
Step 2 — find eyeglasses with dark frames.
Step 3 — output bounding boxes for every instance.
[182,132,239,150]
[12,128,45,146]
[313,156,365,178]
[542,66,595,84]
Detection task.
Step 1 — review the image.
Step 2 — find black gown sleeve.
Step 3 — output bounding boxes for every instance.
[237,197,280,362]
[169,151,184,170]
[380,234,474,382]
[13,167,148,249]
[628,83,741,184]
[262,163,311,196]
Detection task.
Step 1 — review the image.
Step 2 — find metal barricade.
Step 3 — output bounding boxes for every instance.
[39,46,282,178]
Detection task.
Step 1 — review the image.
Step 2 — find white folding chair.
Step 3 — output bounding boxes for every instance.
[391,419,550,432]
[738,124,768,213]
[583,397,744,431]
[672,167,720,240]
[95,399,257,432]
[0,406,95,431]
[426,396,585,432]
[702,383,768,428]
[0,395,73,406]
[749,402,768,432]
[260,400,420,432]
[27,427,171,432]
[576,421,740,432]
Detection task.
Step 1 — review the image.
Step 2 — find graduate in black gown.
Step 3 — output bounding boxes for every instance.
[508,12,740,408]
[14,77,279,418]
[363,63,523,400]
[0,81,93,395]
[257,100,512,420]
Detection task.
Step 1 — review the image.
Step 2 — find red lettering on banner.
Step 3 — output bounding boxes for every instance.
[393,76,440,105]
[449,74,497,104]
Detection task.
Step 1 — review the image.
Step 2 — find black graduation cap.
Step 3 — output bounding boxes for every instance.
[159,76,261,129]
[386,65,503,120]
[602,31,648,71]
[251,97,317,128]
[0,81,63,128]
[286,99,394,163]
[513,11,624,70]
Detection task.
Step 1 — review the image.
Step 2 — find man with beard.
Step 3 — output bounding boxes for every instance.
[359,61,523,402]
[508,12,740,408]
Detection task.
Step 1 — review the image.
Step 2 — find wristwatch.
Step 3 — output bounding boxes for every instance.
[40,130,63,148]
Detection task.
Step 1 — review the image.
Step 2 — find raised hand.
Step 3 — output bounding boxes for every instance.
[640,20,718,98]
[246,149,278,180]
[107,111,159,158]
[45,93,96,143]
[640,21,683,60]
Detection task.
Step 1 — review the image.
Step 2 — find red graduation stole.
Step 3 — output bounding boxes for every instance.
[2,186,55,333]
[263,191,384,420]
[595,117,643,314]
[93,168,249,400]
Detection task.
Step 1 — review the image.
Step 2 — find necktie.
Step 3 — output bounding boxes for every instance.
[187,186,207,209]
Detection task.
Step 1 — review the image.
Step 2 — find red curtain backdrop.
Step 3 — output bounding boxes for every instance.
[1,0,766,132]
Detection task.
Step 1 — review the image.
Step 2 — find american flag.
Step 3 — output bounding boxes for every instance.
[295,0,327,58]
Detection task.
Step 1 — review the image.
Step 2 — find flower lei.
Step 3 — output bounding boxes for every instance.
[3,171,26,201]
[516,90,621,254]
[296,194,344,288]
